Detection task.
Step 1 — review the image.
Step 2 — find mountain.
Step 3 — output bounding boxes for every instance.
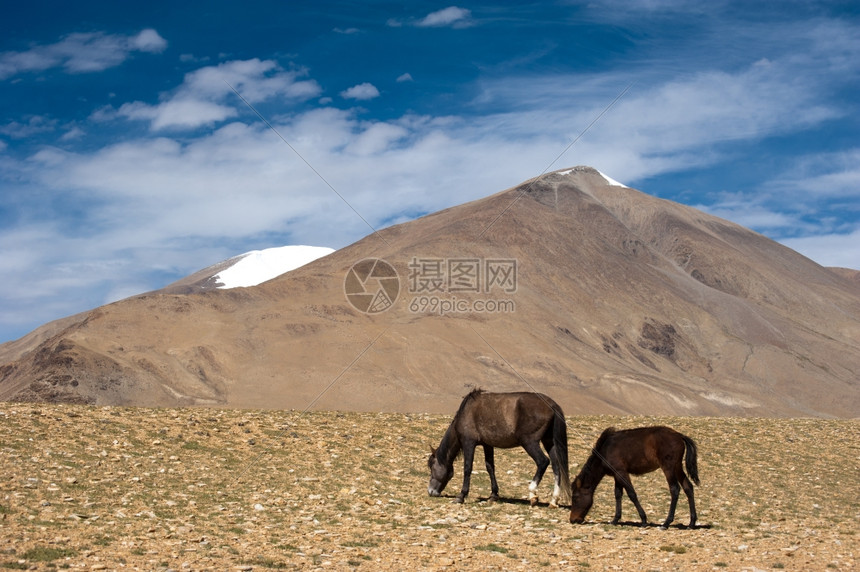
[1,167,858,417]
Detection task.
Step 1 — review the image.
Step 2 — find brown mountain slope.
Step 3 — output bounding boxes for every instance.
[1,166,858,416]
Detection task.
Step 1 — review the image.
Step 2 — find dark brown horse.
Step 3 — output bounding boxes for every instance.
[428,389,571,506]
[569,426,699,528]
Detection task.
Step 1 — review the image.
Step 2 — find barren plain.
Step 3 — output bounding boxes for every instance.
[1,403,857,570]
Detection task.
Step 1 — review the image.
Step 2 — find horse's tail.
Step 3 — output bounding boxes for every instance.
[682,434,700,486]
[550,403,572,503]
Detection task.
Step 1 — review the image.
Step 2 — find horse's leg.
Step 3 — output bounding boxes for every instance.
[662,459,695,529]
[661,476,681,529]
[456,441,477,503]
[541,433,562,508]
[483,445,499,502]
[522,440,550,507]
[611,479,624,525]
[617,471,648,525]
[681,473,697,528]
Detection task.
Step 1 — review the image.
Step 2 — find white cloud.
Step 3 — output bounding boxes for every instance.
[388,6,473,29]
[113,59,321,130]
[766,149,860,199]
[467,54,841,185]
[179,53,210,64]
[345,122,409,156]
[118,99,237,130]
[0,116,57,139]
[582,0,720,18]
[180,59,320,103]
[696,199,802,231]
[129,28,168,53]
[417,7,472,28]
[0,29,166,79]
[12,105,545,269]
[781,229,860,269]
[396,73,414,83]
[340,82,380,101]
[60,127,86,141]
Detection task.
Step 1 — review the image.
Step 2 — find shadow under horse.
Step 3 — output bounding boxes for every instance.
[569,426,700,528]
[428,389,571,507]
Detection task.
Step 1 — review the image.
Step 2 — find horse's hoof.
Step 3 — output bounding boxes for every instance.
[488,494,500,503]
[548,500,559,509]
[529,497,539,507]
[610,519,619,525]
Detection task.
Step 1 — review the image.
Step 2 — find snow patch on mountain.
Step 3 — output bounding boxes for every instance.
[215,245,334,288]
[597,170,628,188]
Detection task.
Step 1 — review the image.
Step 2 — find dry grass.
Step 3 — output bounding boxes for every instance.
[0,403,857,570]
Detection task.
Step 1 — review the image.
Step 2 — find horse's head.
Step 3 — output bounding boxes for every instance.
[568,477,594,524]
[427,447,454,497]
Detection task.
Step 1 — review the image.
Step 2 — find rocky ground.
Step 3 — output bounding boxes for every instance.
[0,403,857,570]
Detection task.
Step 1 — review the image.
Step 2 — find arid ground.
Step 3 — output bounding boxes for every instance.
[0,403,857,571]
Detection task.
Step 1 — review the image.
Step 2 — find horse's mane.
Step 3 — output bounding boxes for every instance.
[593,427,616,453]
[455,388,484,420]
[578,427,616,479]
[436,423,461,463]
[435,389,483,465]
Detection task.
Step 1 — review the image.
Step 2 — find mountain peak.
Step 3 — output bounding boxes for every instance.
[554,165,629,188]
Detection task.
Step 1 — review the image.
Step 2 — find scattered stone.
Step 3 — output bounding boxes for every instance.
[0,404,854,571]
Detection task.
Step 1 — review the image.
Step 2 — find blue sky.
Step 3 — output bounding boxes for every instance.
[1,1,858,343]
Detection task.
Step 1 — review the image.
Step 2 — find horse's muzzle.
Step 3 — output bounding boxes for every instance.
[428,487,441,497]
